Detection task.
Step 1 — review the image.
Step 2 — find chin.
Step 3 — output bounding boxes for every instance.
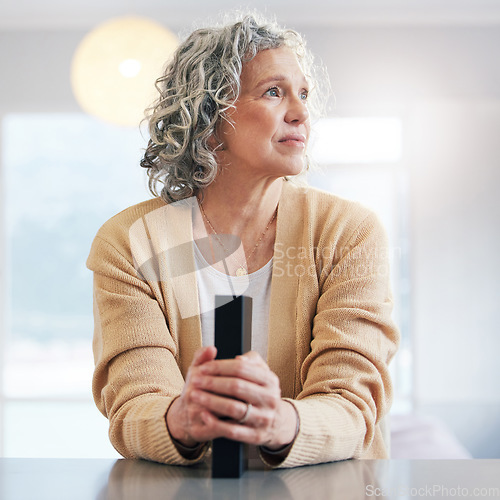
[284,161,307,177]
[264,158,307,180]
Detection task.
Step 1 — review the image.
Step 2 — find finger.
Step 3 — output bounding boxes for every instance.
[199,358,273,386]
[192,375,278,408]
[201,412,269,445]
[187,408,250,443]
[191,346,217,367]
[237,351,264,364]
[184,408,224,443]
[191,389,248,421]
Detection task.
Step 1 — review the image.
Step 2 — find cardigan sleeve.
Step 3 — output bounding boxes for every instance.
[270,211,400,468]
[87,233,209,465]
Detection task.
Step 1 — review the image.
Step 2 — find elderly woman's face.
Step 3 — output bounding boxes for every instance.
[218,46,310,180]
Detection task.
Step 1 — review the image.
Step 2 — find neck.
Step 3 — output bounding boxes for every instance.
[194,176,284,275]
[198,176,283,236]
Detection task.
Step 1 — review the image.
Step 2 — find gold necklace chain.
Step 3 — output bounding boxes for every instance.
[198,200,278,276]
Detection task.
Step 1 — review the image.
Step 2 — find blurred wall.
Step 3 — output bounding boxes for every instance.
[1,22,499,457]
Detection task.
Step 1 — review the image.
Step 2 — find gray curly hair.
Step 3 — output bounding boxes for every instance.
[141,13,327,202]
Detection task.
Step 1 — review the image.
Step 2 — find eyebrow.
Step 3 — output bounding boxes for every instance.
[254,75,287,88]
[254,74,309,91]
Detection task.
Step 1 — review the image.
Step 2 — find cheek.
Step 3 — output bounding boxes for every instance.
[225,105,280,147]
[304,122,312,145]
[242,113,277,141]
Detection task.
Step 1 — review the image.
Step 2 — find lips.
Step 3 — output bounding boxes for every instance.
[278,133,307,146]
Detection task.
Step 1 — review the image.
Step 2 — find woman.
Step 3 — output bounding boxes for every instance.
[87,14,399,468]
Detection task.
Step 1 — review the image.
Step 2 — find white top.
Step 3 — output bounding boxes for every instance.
[193,243,273,361]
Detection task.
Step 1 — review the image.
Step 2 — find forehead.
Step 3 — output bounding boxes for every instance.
[240,46,307,89]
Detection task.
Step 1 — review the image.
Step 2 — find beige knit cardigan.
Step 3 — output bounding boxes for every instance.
[87,180,399,468]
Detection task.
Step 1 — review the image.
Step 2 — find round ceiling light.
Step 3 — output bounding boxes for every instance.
[71,16,178,127]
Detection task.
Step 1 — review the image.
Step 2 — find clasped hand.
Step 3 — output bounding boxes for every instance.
[166,346,297,451]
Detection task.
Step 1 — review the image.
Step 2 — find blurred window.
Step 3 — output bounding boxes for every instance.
[0,113,148,457]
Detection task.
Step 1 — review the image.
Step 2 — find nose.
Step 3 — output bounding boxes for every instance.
[285,94,309,125]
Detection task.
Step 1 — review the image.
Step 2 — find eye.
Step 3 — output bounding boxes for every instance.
[300,89,309,101]
[264,86,281,98]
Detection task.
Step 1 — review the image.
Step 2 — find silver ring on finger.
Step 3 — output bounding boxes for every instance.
[238,403,252,424]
